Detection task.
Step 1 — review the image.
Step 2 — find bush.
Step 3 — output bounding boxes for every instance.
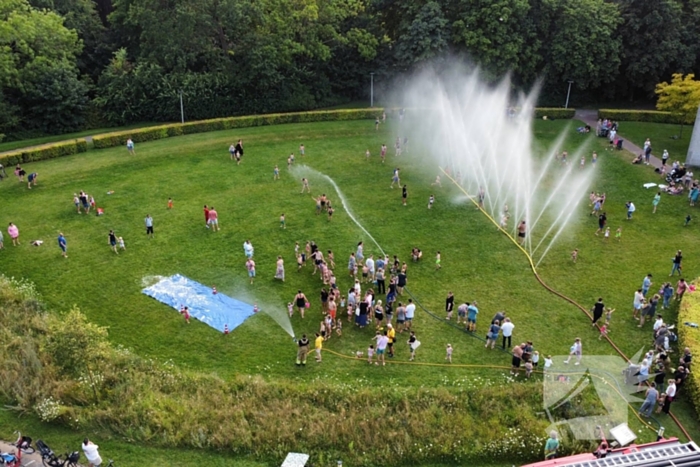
[0,139,88,166]
[597,109,689,124]
[678,280,700,414]
[533,108,576,119]
[93,109,380,149]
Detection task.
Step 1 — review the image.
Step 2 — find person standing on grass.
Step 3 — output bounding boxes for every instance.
[203,205,210,228]
[126,138,135,155]
[208,207,219,231]
[626,201,635,220]
[517,220,526,245]
[348,252,356,278]
[595,212,607,235]
[375,331,389,366]
[670,250,683,276]
[564,338,582,365]
[653,192,661,213]
[642,273,652,297]
[381,144,387,163]
[57,232,67,258]
[676,278,688,301]
[402,184,407,206]
[27,172,37,189]
[145,214,154,238]
[82,438,102,467]
[591,297,605,327]
[511,343,524,376]
[390,168,400,188]
[445,291,454,320]
[275,256,285,282]
[405,299,416,330]
[501,317,515,349]
[662,379,676,414]
[295,334,309,366]
[485,320,500,349]
[661,283,674,309]
[395,302,406,333]
[295,290,308,318]
[243,240,254,258]
[633,289,644,320]
[407,331,418,361]
[108,229,118,254]
[544,431,559,460]
[246,258,256,284]
[638,295,658,328]
[7,223,19,246]
[639,383,658,417]
[467,302,479,332]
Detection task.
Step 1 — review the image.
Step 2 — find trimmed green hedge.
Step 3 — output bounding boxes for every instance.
[0,139,88,166]
[92,109,381,149]
[597,109,689,124]
[678,280,700,415]
[534,108,575,119]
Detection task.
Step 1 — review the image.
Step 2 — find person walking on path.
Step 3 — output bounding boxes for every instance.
[591,297,605,327]
[501,317,515,349]
[82,438,102,467]
[145,214,154,238]
[639,383,659,417]
[564,338,582,365]
[296,334,309,366]
[670,250,683,276]
[57,232,67,258]
[7,222,19,246]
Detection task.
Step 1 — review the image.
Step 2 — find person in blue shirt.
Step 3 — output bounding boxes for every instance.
[466,302,479,332]
[642,273,652,296]
[57,232,67,258]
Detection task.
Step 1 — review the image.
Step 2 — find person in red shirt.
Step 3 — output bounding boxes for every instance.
[203,205,210,229]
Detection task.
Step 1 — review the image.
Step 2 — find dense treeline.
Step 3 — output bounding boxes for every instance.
[2,0,700,139]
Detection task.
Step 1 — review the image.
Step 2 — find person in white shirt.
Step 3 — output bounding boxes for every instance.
[82,438,102,467]
[633,289,644,320]
[365,255,375,280]
[500,318,515,349]
[653,315,664,333]
[405,299,416,330]
[663,379,676,414]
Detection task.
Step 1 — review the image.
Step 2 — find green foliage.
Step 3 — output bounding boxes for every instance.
[679,280,700,417]
[0,139,88,166]
[394,1,449,67]
[598,109,690,124]
[655,73,700,136]
[533,108,576,119]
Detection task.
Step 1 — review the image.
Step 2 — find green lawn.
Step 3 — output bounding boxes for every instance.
[616,121,692,160]
[0,118,698,464]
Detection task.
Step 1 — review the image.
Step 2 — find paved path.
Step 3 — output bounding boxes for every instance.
[0,440,45,466]
[575,109,663,169]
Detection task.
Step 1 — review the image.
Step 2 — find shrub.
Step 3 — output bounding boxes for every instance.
[678,280,700,414]
[0,140,87,167]
[597,109,689,124]
[533,108,575,119]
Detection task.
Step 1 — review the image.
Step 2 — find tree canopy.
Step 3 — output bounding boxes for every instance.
[2,0,700,137]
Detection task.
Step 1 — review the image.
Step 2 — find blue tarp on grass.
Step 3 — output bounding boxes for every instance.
[142,274,255,333]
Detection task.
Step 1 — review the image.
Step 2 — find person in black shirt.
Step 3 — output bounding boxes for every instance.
[445,291,454,320]
[670,250,683,276]
[108,230,118,254]
[595,212,607,235]
[402,185,408,206]
[591,297,605,326]
[296,334,309,366]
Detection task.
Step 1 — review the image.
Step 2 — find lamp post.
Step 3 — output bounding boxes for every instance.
[565,80,574,109]
[370,73,375,108]
[179,90,185,124]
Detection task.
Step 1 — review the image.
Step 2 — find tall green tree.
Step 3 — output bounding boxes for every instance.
[655,73,700,137]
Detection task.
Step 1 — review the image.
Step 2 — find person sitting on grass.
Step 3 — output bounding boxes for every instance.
[632,154,643,164]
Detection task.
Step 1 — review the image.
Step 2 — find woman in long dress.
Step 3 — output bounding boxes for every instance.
[275,256,285,281]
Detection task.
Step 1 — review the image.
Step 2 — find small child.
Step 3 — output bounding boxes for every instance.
[685,214,692,226]
[181,306,190,324]
[315,332,323,362]
[524,360,533,378]
[274,165,280,180]
[73,194,80,213]
[168,197,173,209]
[446,343,453,363]
[367,344,375,364]
[280,213,286,229]
[324,315,333,340]
[253,303,259,314]
[571,249,578,263]
[320,320,327,340]
[532,351,540,368]
[580,156,585,167]
[335,318,343,336]
[615,227,622,241]
[339,295,346,310]
[117,236,126,250]
[435,251,441,270]
[432,175,442,187]
[598,324,608,340]
[287,302,294,317]
[604,227,610,240]
[296,254,303,270]
[544,355,553,369]
[366,149,371,159]
[428,194,435,209]
[656,393,667,414]
[89,196,96,210]
[605,307,615,327]
[592,152,597,164]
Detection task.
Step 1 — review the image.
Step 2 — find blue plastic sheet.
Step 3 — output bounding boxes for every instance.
[142,274,255,333]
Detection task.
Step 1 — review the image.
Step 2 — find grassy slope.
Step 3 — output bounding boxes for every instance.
[0,118,698,462]
[617,121,692,161]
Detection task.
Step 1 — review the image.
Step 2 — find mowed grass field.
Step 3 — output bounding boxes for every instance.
[1,117,699,454]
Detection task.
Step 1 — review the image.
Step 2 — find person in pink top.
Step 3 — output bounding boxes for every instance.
[7,222,19,246]
[207,206,219,232]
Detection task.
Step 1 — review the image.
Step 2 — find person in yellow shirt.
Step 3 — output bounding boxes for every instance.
[315,332,323,362]
[387,323,396,358]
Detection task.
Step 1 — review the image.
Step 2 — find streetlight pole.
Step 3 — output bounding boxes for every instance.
[179,90,185,124]
[370,73,375,108]
[565,80,574,109]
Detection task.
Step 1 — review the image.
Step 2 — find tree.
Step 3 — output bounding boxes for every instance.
[393,1,449,68]
[655,73,700,137]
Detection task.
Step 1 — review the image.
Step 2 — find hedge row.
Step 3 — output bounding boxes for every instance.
[678,280,700,415]
[0,139,88,167]
[534,107,575,119]
[597,109,691,124]
[92,108,381,149]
